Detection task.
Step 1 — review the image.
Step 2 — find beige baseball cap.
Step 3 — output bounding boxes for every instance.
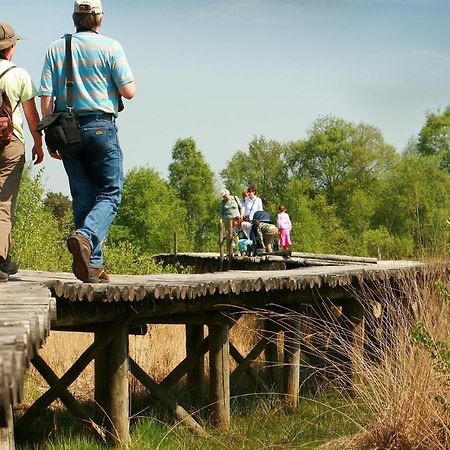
[74,0,103,14]
[0,23,24,51]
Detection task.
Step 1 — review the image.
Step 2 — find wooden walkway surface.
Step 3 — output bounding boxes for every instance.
[0,255,425,447]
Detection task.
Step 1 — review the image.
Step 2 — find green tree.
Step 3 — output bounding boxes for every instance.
[220,136,289,213]
[110,167,192,254]
[43,191,72,221]
[284,116,398,252]
[168,138,216,250]
[282,178,349,254]
[286,116,397,207]
[417,105,450,170]
[374,155,450,256]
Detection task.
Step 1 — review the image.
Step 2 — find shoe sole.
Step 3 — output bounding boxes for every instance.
[86,268,110,284]
[67,235,91,282]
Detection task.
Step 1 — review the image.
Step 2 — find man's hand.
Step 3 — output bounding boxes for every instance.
[32,144,44,164]
[47,146,62,160]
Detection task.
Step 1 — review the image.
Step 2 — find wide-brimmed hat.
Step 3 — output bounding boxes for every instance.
[74,0,103,14]
[0,24,24,51]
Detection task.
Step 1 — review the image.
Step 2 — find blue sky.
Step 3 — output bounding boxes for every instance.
[5,0,450,195]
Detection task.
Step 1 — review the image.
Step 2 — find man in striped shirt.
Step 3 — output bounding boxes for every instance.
[39,0,136,283]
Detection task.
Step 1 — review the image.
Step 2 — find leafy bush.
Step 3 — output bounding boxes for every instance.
[363,227,414,259]
[12,168,71,271]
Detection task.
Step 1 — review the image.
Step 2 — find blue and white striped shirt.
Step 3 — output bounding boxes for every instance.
[39,31,134,116]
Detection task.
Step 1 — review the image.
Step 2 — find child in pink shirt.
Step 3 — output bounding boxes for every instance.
[276,204,292,251]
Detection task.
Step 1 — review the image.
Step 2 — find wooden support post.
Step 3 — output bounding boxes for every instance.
[299,308,314,395]
[94,329,110,419]
[0,405,14,450]
[342,298,365,391]
[208,324,230,428]
[186,325,205,404]
[264,318,282,391]
[282,317,301,411]
[106,326,129,446]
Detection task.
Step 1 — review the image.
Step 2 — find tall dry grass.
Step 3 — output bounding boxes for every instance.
[317,264,450,450]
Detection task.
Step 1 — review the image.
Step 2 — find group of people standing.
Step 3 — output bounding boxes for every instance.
[0,0,135,282]
[220,185,292,256]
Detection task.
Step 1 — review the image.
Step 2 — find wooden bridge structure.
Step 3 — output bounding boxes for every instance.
[0,252,424,448]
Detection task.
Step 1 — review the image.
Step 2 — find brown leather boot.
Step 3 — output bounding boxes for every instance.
[66,232,92,282]
[86,266,110,284]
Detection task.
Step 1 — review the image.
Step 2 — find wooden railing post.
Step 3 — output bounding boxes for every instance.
[218,220,225,267]
[173,232,178,256]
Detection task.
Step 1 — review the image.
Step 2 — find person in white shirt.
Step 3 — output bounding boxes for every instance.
[243,185,263,221]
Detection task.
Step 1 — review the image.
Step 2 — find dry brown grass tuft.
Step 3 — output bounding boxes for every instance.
[321,264,450,450]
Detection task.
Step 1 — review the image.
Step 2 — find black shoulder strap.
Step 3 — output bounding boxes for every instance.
[65,34,75,111]
[0,65,19,112]
[0,65,17,81]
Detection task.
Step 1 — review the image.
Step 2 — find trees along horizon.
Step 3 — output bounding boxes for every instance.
[12,106,450,265]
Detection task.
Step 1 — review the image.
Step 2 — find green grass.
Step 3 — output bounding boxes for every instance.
[17,393,364,450]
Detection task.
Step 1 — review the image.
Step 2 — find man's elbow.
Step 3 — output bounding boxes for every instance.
[118,81,136,100]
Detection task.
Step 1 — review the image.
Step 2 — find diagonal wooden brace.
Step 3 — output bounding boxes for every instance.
[160,314,239,390]
[31,355,106,442]
[229,340,269,391]
[16,312,135,435]
[129,358,205,436]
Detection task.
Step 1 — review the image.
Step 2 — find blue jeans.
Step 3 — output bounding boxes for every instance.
[61,115,123,268]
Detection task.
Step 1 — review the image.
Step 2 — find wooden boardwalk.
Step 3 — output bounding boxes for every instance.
[0,254,425,447]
